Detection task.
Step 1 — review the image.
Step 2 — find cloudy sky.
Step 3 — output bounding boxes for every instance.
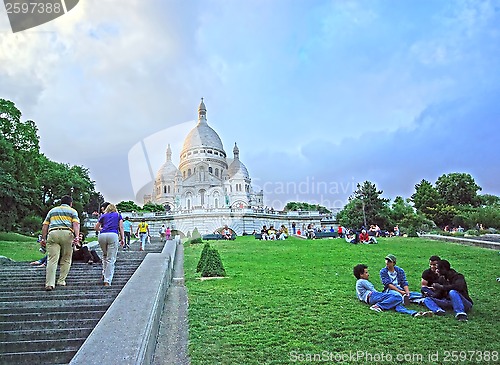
[1,0,499,210]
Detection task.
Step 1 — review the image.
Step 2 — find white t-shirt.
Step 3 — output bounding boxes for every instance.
[388,270,399,287]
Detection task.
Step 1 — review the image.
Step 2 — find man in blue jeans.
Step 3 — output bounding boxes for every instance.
[354,264,432,318]
[380,254,424,305]
[423,260,473,321]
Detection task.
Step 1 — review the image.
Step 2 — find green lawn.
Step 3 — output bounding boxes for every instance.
[0,232,97,262]
[0,232,43,262]
[184,236,500,365]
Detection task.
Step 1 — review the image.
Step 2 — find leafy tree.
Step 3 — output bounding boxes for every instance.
[117,200,142,212]
[284,202,330,214]
[465,206,500,229]
[0,99,41,231]
[425,204,459,227]
[389,196,415,224]
[36,156,96,221]
[336,181,389,229]
[0,99,97,231]
[389,196,435,233]
[0,99,40,152]
[143,202,165,212]
[86,192,105,215]
[411,179,442,216]
[435,173,482,207]
[479,194,500,207]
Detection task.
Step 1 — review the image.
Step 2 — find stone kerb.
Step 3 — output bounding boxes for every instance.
[70,240,178,365]
[421,234,500,250]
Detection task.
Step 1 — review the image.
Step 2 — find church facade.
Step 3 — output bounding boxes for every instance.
[144,99,264,211]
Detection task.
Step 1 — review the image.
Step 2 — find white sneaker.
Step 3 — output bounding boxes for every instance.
[414,311,433,318]
[370,304,383,312]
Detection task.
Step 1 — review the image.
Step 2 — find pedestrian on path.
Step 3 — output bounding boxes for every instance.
[40,195,80,291]
[135,218,150,251]
[95,203,124,286]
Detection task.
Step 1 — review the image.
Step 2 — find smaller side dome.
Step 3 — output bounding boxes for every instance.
[228,143,249,179]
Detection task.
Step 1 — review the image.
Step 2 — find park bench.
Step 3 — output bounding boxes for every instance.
[202,233,236,241]
[202,234,223,240]
[314,231,338,239]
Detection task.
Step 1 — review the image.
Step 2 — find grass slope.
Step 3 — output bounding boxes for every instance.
[0,232,42,262]
[184,236,499,365]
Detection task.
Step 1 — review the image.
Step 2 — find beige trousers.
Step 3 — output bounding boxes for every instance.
[45,229,74,287]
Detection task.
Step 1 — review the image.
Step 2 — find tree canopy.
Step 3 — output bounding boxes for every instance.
[0,98,97,233]
[284,202,331,214]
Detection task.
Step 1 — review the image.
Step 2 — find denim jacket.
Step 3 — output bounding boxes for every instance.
[380,266,408,291]
[355,279,376,303]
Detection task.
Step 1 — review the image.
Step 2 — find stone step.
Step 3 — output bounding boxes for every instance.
[2,310,103,322]
[0,304,108,315]
[0,290,121,302]
[0,238,165,364]
[0,349,78,365]
[2,328,93,342]
[0,337,86,353]
[0,318,100,331]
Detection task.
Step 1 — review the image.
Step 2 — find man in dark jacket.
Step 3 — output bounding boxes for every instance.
[423,260,473,321]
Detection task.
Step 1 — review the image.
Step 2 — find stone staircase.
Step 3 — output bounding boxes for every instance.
[0,240,164,365]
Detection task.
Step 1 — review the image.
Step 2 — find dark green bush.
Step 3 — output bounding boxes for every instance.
[201,248,226,277]
[196,243,211,272]
[189,237,203,244]
[465,229,479,236]
[19,215,42,236]
[406,227,419,237]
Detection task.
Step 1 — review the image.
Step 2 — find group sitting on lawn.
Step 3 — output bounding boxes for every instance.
[258,225,288,240]
[354,253,473,321]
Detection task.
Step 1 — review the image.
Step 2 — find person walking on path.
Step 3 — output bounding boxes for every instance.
[40,195,80,291]
[95,203,124,286]
[135,218,150,251]
[122,217,133,250]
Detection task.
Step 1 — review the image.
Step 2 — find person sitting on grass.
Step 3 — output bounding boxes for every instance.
[421,255,441,297]
[306,224,315,239]
[345,229,358,244]
[380,254,424,305]
[260,225,269,240]
[278,224,288,240]
[222,226,232,240]
[423,260,473,321]
[267,225,277,240]
[353,264,432,318]
[359,229,377,244]
[72,233,101,265]
[30,255,48,267]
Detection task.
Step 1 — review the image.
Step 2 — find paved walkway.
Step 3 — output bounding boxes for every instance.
[153,243,190,365]
[421,234,500,250]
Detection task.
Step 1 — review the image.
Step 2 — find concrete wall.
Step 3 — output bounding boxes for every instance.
[70,239,179,365]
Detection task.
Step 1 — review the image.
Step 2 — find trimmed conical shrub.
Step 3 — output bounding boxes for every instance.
[201,248,226,277]
[196,243,211,272]
[192,227,201,239]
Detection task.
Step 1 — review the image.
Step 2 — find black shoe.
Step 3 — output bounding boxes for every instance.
[435,310,446,316]
[456,313,468,322]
